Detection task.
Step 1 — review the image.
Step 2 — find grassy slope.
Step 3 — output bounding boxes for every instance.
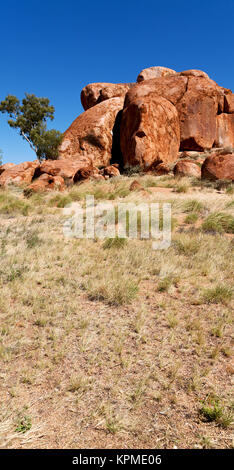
[0,175,233,449]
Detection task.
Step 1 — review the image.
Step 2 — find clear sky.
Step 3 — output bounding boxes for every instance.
[1,0,234,164]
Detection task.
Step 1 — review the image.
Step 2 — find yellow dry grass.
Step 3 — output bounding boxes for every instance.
[0,175,233,449]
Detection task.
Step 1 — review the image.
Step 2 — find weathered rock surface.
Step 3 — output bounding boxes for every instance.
[59,97,124,167]
[202,152,234,180]
[179,69,209,79]
[0,163,16,175]
[125,75,188,108]
[39,157,93,180]
[224,91,234,113]
[125,75,226,153]
[73,164,101,183]
[27,174,65,192]
[120,94,180,169]
[147,162,171,175]
[2,66,234,188]
[214,114,234,148]
[137,66,176,82]
[173,160,201,178]
[177,77,222,150]
[103,165,120,178]
[0,161,39,186]
[130,180,144,191]
[81,83,132,110]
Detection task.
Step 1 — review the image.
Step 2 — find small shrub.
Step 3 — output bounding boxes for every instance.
[174,238,200,255]
[202,212,234,234]
[68,375,89,393]
[15,415,32,434]
[175,183,189,193]
[199,398,222,422]
[123,165,142,176]
[185,213,199,224]
[0,193,30,216]
[226,184,234,195]
[48,194,72,208]
[103,237,127,249]
[157,275,179,292]
[85,277,138,305]
[142,177,159,188]
[202,285,233,304]
[25,230,42,248]
[199,396,233,428]
[184,199,205,213]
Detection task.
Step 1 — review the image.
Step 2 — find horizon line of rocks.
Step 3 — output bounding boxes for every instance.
[1,66,234,189]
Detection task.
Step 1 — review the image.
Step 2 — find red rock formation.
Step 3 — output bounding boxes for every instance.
[179,69,209,78]
[59,97,124,167]
[173,160,201,178]
[177,77,222,150]
[214,114,234,148]
[27,174,65,192]
[0,161,39,186]
[130,180,144,191]
[224,91,234,113]
[125,75,188,108]
[103,165,120,177]
[148,162,171,175]
[81,83,132,110]
[0,163,16,175]
[124,74,226,154]
[73,164,99,183]
[120,94,180,169]
[39,157,93,180]
[137,66,176,83]
[202,153,234,180]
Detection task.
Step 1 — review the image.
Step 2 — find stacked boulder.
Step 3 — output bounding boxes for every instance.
[0,66,233,191]
[58,66,234,180]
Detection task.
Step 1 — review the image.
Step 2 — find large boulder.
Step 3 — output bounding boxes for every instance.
[103,164,120,178]
[146,162,171,175]
[59,97,124,167]
[120,94,180,169]
[39,157,94,180]
[0,161,39,186]
[124,74,225,153]
[177,76,222,150]
[81,83,132,110]
[214,114,234,148]
[202,152,234,181]
[0,163,16,175]
[125,75,188,108]
[173,160,201,178]
[27,174,65,192]
[137,66,176,82]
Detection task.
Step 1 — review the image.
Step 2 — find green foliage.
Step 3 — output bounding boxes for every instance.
[15,415,32,434]
[0,94,62,161]
[199,397,223,422]
[199,396,233,428]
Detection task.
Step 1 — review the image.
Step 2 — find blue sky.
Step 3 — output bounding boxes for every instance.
[1,0,234,164]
